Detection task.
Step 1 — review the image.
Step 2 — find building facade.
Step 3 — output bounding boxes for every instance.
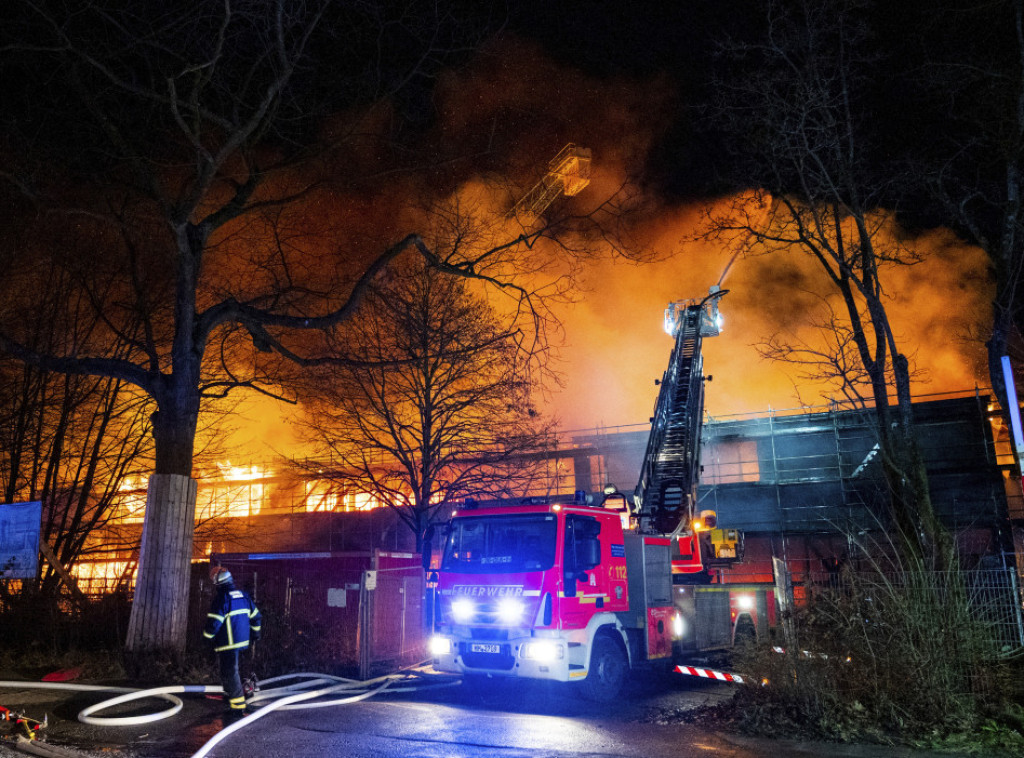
[72,392,1021,596]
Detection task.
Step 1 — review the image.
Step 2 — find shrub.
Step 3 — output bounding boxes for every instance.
[729,557,1024,751]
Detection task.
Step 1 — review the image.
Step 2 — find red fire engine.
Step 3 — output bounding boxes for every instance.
[427,289,776,700]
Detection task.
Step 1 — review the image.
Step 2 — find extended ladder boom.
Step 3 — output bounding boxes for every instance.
[634,288,724,534]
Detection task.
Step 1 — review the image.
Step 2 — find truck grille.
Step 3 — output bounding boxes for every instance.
[463,601,510,626]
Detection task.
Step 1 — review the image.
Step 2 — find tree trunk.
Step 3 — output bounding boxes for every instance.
[124,473,197,655]
[877,352,947,568]
[124,363,201,658]
[988,305,1014,431]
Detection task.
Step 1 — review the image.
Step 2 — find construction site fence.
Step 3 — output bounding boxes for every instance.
[186,561,428,680]
[772,562,1024,656]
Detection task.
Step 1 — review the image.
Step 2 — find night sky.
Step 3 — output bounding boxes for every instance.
[0,0,1011,455]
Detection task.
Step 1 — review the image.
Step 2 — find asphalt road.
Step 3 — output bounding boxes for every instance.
[118,672,740,758]
[2,671,742,757]
[0,671,990,758]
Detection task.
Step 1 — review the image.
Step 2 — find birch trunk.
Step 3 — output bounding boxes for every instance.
[124,473,198,654]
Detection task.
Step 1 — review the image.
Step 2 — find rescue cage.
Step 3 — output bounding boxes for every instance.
[186,554,429,680]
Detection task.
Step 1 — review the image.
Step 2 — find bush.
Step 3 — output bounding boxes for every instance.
[0,589,131,655]
[728,559,1024,752]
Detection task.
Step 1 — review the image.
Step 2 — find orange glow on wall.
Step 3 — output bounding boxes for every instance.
[704,440,760,484]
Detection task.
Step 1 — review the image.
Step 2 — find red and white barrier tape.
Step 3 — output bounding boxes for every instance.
[674,665,746,684]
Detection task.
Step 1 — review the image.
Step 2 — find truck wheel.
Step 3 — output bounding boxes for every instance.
[580,635,627,702]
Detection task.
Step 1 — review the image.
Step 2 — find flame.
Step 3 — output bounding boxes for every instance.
[304,479,339,512]
[302,480,382,512]
[216,461,270,481]
[71,561,130,594]
[115,476,147,523]
[193,461,270,519]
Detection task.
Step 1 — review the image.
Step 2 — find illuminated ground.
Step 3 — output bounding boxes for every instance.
[0,671,994,758]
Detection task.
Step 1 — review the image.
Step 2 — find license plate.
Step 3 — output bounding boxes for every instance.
[470,643,501,654]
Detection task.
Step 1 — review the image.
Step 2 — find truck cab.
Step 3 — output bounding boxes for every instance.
[429,497,680,701]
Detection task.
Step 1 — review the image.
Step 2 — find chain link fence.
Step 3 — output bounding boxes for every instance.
[828,565,1024,655]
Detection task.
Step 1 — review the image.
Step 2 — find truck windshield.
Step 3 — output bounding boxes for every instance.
[441,514,557,574]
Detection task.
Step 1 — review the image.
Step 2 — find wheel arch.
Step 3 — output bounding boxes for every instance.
[583,614,631,666]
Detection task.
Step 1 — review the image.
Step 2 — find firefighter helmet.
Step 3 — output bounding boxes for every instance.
[211,567,233,585]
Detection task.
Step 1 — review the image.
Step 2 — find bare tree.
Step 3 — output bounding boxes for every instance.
[0,240,152,599]
[0,2,618,658]
[704,0,945,561]
[758,292,911,409]
[297,259,554,550]
[909,0,1024,431]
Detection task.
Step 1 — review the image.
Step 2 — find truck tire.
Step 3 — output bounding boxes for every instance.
[580,635,627,702]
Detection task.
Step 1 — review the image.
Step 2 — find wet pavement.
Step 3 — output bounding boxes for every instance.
[0,670,1003,758]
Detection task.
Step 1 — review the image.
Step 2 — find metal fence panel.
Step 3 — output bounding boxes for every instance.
[815,566,1024,658]
[190,559,367,676]
[189,555,429,680]
[359,566,427,679]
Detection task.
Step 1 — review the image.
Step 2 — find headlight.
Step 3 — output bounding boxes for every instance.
[496,598,524,625]
[451,597,475,623]
[736,595,755,611]
[521,640,563,662]
[429,635,452,657]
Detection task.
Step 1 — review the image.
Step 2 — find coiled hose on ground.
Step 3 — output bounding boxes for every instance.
[0,667,459,758]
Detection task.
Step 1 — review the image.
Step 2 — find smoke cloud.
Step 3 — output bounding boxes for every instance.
[223,35,993,458]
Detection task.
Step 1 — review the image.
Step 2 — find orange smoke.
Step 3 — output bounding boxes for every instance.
[216,35,994,459]
[547,208,991,431]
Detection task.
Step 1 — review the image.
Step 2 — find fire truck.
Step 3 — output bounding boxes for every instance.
[426,288,775,700]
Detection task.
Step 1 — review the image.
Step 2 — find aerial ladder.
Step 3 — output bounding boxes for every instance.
[507,143,592,221]
[634,286,726,538]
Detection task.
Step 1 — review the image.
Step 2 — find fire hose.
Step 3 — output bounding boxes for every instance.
[0,667,460,758]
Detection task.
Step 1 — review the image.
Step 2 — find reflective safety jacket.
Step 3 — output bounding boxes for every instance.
[203,585,261,653]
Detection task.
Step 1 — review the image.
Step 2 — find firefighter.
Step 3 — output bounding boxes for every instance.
[203,566,261,716]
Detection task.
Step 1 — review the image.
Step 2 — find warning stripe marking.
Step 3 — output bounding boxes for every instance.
[674,665,746,684]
